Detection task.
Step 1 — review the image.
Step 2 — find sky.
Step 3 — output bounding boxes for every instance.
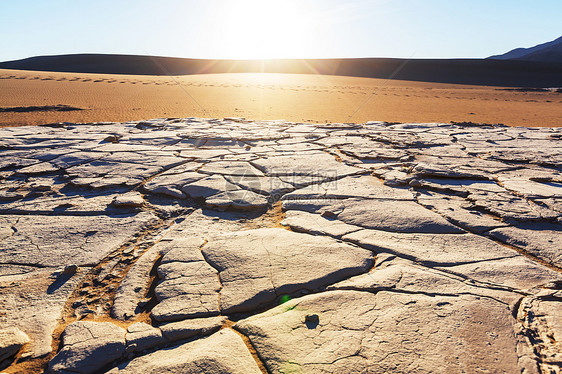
[1,0,561,61]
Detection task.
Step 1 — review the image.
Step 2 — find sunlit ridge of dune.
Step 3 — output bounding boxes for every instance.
[2,54,562,88]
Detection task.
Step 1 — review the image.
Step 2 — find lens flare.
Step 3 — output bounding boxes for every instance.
[219,0,317,59]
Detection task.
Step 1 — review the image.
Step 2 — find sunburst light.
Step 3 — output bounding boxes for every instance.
[219,0,318,59]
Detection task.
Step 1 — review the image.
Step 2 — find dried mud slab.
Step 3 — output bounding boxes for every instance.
[0,118,560,373]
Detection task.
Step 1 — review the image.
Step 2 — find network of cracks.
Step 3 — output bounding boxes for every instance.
[0,118,561,373]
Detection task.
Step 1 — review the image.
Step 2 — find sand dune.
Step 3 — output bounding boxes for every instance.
[0,54,562,87]
[1,69,561,127]
[2,54,562,87]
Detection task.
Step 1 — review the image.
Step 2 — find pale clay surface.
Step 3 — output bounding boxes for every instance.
[0,118,560,373]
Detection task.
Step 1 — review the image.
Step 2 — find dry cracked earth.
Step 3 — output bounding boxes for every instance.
[0,118,561,373]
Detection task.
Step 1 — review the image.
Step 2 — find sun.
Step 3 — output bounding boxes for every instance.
[219,0,317,59]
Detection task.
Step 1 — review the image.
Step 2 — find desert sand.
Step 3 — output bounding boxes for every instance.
[1,68,561,127]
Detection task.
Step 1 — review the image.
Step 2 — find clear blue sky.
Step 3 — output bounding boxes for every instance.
[1,0,561,61]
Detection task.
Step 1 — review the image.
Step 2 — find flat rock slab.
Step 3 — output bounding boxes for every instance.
[416,190,510,233]
[282,210,362,238]
[251,152,363,177]
[143,170,202,197]
[283,197,464,233]
[107,329,262,374]
[490,225,562,267]
[125,322,165,353]
[282,175,413,200]
[223,174,294,196]
[198,161,264,176]
[329,259,520,304]
[205,190,268,211]
[47,321,126,374]
[344,229,516,265]
[0,212,158,267]
[0,191,128,214]
[236,290,530,373]
[202,228,374,313]
[343,229,561,290]
[500,178,562,199]
[112,245,162,320]
[181,175,234,199]
[152,261,221,321]
[0,270,83,358]
[111,191,145,207]
[151,236,221,322]
[159,316,226,342]
[335,198,464,233]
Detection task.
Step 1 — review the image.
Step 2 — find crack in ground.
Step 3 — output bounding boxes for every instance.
[226,320,271,374]
[4,120,561,373]
[284,221,528,296]
[514,296,562,374]
[331,138,561,274]
[26,214,185,373]
[136,158,195,188]
[197,238,224,316]
[335,285,512,306]
[411,188,562,273]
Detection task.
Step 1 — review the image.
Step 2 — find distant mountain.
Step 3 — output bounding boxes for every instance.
[488,36,562,63]
[1,53,562,87]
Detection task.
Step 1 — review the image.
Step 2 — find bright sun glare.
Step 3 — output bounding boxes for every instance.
[220,0,317,59]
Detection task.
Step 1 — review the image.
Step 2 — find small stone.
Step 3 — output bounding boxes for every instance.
[321,210,338,219]
[63,264,78,275]
[20,351,33,359]
[74,305,94,319]
[104,135,122,143]
[124,343,137,354]
[304,314,319,328]
[111,191,145,208]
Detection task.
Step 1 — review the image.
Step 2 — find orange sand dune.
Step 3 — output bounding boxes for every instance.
[1,69,561,127]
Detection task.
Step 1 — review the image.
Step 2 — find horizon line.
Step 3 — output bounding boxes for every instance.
[2,52,506,64]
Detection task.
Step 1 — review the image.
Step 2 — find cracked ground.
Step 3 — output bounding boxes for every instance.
[0,118,561,373]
